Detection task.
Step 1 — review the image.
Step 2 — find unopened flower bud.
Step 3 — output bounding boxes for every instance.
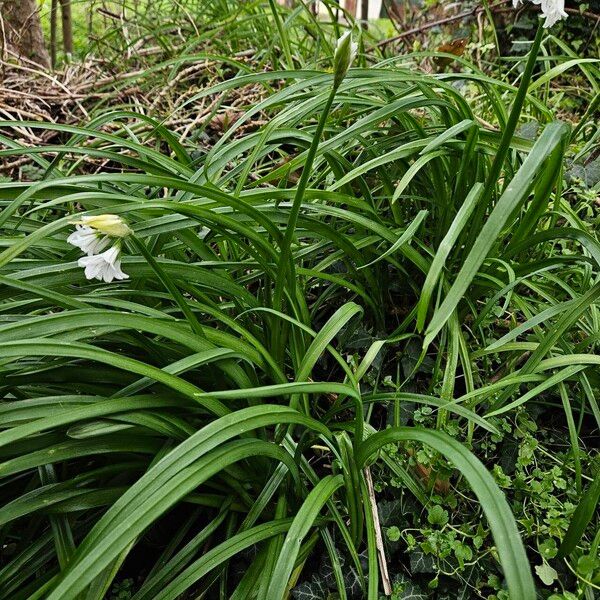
[333,31,357,87]
[70,214,132,238]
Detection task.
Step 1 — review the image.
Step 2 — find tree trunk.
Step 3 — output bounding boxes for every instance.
[346,0,357,17]
[50,0,58,68]
[58,0,73,56]
[0,0,50,67]
[361,0,369,22]
[381,0,403,22]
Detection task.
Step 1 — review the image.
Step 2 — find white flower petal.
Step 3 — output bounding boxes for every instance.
[77,246,128,283]
[336,31,351,52]
[517,0,568,27]
[102,245,121,265]
[540,0,567,27]
[67,225,110,256]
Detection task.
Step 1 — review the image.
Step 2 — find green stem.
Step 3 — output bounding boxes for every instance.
[482,0,501,71]
[132,236,205,338]
[272,84,338,313]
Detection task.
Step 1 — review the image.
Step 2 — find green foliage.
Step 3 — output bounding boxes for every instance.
[0,1,599,599]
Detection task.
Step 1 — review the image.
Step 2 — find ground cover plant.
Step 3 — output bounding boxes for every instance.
[0,1,599,598]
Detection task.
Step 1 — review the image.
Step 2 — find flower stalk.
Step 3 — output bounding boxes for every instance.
[272,31,357,316]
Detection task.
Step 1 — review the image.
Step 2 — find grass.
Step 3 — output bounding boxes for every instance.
[0,1,599,598]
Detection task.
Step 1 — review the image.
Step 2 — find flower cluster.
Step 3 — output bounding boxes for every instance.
[67,214,131,283]
[513,0,567,28]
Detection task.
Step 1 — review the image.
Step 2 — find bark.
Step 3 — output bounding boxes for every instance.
[0,0,50,67]
[58,0,72,56]
[50,0,58,68]
[361,0,369,22]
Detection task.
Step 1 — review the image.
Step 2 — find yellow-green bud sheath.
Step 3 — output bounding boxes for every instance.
[70,214,133,238]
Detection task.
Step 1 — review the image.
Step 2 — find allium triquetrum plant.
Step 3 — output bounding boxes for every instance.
[0,3,598,599]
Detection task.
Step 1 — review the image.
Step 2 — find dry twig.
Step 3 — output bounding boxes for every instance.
[364,467,392,596]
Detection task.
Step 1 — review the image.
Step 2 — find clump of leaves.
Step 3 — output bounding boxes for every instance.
[0,3,598,599]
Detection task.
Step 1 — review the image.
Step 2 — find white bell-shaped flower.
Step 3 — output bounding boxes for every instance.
[67,225,111,256]
[513,0,567,27]
[78,245,129,283]
[538,0,568,27]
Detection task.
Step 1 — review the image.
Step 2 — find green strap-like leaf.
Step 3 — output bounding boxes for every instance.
[424,121,570,345]
[557,470,600,558]
[153,519,294,600]
[266,475,344,599]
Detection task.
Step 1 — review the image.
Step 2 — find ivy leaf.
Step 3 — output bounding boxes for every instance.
[378,500,405,527]
[409,551,436,574]
[343,567,363,599]
[400,590,428,600]
[386,400,416,427]
[566,157,600,188]
[499,437,519,474]
[401,339,435,377]
[456,567,478,600]
[292,574,329,600]
[319,549,345,589]
[516,120,539,140]
[389,573,428,600]
[337,323,372,350]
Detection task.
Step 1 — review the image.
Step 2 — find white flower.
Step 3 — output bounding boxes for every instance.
[512,0,567,27]
[70,214,132,238]
[67,225,110,256]
[78,245,129,283]
[68,214,131,283]
[333,31,358,87]
[538,0,567,27]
